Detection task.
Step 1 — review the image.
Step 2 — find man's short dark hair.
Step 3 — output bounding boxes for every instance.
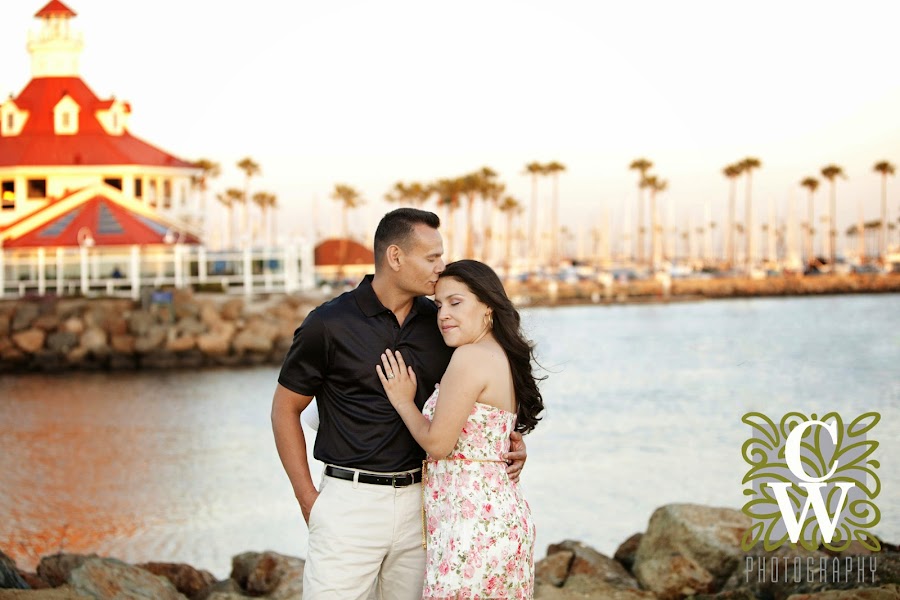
[373,208,441,268]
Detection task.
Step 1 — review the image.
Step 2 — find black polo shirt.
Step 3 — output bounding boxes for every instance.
[278,275,455,472]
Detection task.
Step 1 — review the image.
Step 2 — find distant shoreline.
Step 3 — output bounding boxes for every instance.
[1,273,897,373]
[504,272,900,308]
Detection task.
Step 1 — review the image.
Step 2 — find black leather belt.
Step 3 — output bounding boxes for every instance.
[325,465,422,487]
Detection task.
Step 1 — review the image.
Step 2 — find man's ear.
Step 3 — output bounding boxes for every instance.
[386,244,402,271]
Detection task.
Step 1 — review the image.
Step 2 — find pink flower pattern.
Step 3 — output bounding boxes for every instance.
[421,386,535,599]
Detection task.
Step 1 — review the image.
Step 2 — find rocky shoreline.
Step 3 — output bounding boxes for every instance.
[1,273,898,373]
[1,504,898,599]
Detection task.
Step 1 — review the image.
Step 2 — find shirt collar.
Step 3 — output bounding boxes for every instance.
[355,274,422,320]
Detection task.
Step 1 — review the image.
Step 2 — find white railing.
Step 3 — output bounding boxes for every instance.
[0,243,316,299]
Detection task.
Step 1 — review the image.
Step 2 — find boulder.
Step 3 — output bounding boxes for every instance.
[220,299,244,321]
[166,334,196,353]
[232,330,273,354]
[12,329,46,354]
[633,503,750,597]
[68,557,185,599]
[11,303,40,332]
[0,549,29,589]
[196,334,230,357]
[536,551,574,587]
[134,325,166,353]
[79,328,108,355]
[36,554,96,588]
[137,562,216,599]
[31,314,60,332]
[46,332,79,354]
[230,551,304,599]
[0,587,92,598]
[60,318,84,335]
[127,311,155,336]
[110,334,136,354]
[615,533,643,572]
[548,540,638,589]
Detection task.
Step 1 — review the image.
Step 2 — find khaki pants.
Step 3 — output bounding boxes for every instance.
[302,468,425,600]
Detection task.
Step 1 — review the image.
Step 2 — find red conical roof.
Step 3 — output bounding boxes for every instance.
[35,0,77,18]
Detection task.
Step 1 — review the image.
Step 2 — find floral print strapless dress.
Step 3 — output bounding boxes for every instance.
[421,385,535,599]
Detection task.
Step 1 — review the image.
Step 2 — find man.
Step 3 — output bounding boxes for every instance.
[271,208,526,600]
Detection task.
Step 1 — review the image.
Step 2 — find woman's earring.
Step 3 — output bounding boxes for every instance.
[486,312,494,329]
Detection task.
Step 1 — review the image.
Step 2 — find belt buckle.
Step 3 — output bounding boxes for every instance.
[391,472,413,488]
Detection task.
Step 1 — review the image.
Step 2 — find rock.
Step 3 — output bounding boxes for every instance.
[31,314,60,332]
[786,584,900,599]
[166,334,196,353]
[108,353,138,370]
[110,334,136,354]
[0,549,29,589]
[172,291,201,320]
[198,305,222,329]
[68,557,185,599]
[60,318,84,335]
[232,330,272,354]
[79,328,108,355]
[36,554,96,588]
[127,311,155,336]
[176,317,207,336]
[54,299,87,319]
[633,503,749,596]
[196,334,230,357]
[12,329,46,353]
[220,299,244,321]
[137,562,216,599]
[11,303,40,332]
[194,578,243,600]
[0,313,10,337]
[46,332,79,354]
[548,540,638,589]
[536,550,574,587]
[134,326,166,353]
[230,551,304,599]
[615,533,643,572]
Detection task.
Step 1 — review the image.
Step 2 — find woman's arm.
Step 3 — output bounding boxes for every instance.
[378,348,484,458]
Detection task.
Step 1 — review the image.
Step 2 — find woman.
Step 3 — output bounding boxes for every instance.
[377,259,545,599]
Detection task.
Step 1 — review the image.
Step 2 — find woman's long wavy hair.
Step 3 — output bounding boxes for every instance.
[439,260,545,434]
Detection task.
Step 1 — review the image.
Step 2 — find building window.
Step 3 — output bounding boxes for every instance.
[1,180,14,210]
[134,177,143,199]
[163,179,172,208]
[27,178,47,199]
[5,114,12,132]
[149,180,158,207]
[62,113,70,128]
[103,177,123,190]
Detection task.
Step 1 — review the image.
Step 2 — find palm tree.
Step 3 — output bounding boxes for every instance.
[460,168,497,259]
[738,157,762,271]
[722,164,742,267]
[192,158,220,237]
[214,191,232,249]
[629,158,653,265]
[643,175,668,272]
[252,191,277,247]
[524,162,544,270]
[384,181,414,205]
[499,195,523,276]
[820,164,846,269]
[873,160,896,261]
[544,161,566,270]
[236,157,261,247]
[330,184,365,276]
[222,188,245,249]
[431,178,464,261]
[800,177,820,266]
[481,176,506,263]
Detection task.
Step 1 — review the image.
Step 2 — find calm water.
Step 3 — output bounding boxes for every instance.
[1,294,898,579]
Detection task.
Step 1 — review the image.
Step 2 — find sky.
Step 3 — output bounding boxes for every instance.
[2,0,900,249]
